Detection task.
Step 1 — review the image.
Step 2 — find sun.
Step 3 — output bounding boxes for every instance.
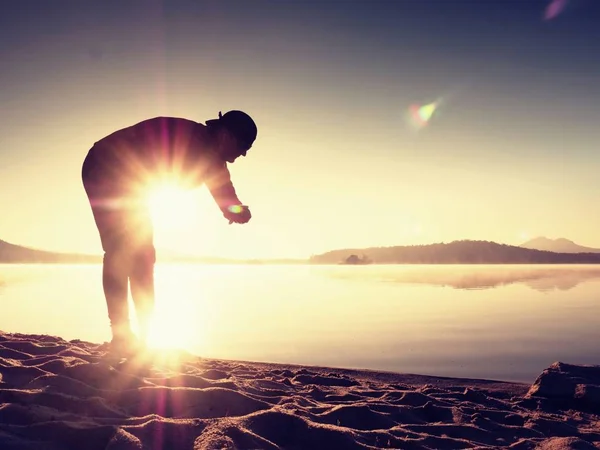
[146,182,197,231]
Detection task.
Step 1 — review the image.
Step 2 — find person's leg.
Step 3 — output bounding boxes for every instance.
[102,243,134,342]
[130,244,156,344]
[128,208,156,344]
[82,155,134,343]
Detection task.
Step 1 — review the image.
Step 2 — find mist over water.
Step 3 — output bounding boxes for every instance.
[1,263,599,383]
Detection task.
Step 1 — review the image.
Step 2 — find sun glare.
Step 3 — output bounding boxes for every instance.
[146,324,194,350]
[139,313,196,351]
[147,183,197,231]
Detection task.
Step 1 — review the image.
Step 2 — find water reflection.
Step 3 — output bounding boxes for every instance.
[325,264,600,292]
[1,263,600,382]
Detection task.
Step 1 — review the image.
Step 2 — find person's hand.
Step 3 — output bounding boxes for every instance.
[223,205,251,224]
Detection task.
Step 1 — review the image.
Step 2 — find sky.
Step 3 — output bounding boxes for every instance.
[1,0,600,259]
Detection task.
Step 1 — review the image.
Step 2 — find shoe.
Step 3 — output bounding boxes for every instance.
[109,333,143,357]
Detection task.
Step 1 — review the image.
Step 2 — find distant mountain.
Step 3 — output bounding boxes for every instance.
[520,237,600,254]
[310,240,600,265]
[0,239,101,263]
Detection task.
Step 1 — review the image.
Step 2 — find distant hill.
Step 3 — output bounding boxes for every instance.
[0,239,101,263]
[520,237,600,254]
[9,237,600,265]
[309,240,600,265]
[0,239,307,265]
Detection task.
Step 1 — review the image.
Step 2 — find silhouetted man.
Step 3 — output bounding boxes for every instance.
[81,111,257,353]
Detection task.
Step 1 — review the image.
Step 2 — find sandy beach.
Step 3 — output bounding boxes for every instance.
[0,330,598,449]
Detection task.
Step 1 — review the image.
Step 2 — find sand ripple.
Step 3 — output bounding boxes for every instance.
[0,331,599,449]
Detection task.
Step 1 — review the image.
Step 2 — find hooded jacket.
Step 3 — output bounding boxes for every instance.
[82,116,240,211]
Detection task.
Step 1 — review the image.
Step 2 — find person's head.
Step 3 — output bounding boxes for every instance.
[206,110,258,163]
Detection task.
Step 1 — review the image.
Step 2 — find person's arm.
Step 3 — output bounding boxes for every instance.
[205,163,252,224]
[205,163,241,210]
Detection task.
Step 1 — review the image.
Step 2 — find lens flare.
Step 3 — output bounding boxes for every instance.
[227,205,244,214]
[407,101,439,130]
[544,0,568,21]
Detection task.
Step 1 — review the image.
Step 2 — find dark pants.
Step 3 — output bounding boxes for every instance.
[82,148,155,341]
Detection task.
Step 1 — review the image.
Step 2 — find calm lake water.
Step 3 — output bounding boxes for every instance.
[1,263,599,383]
